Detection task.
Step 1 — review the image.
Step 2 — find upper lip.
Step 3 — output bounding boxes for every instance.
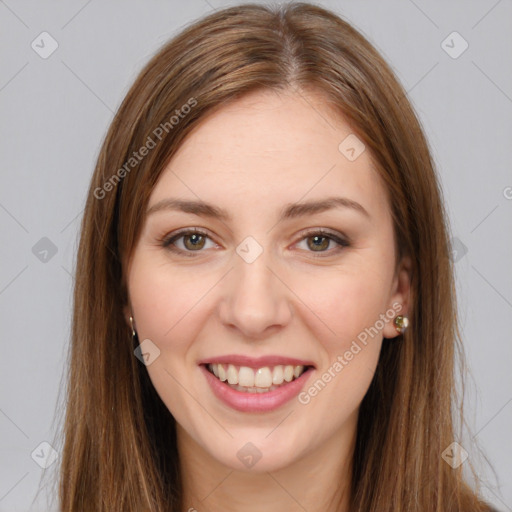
[198,354,316,369]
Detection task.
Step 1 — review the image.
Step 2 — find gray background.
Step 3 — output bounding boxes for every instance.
[0,0,511,510]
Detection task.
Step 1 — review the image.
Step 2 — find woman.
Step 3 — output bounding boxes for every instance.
[57,2,497,511]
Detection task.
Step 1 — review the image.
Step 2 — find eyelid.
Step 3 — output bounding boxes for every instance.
[162,227,213,243]
[297,227,349,242]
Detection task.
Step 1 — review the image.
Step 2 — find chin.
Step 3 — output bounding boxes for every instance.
[201,433,302,473]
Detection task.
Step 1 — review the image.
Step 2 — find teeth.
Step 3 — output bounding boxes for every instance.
[254,367,273,387]
[228,383,280,393]
[238,366,255,387]
[227,364,238,385]
[272,365,284,385]
[217,364,227,382]
[207,363,307,389]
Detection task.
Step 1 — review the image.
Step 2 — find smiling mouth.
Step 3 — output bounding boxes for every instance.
[204,363,312,393]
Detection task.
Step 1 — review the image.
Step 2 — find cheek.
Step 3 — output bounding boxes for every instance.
[128,253,217,346]
[294,273,385,421]
[291,266,389,350]
[290,266,389,413]
[127,255,213,425]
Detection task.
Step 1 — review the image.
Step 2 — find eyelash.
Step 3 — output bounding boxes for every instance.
[160,228,350,258]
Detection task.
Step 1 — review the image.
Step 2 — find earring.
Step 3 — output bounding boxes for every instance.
[394,315,409,334]
[129,315,137,339]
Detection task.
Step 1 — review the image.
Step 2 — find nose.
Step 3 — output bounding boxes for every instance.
[218,248,293,339]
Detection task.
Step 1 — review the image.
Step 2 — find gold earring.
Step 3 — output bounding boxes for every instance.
[394,315,409,334]
[129,316,136,338]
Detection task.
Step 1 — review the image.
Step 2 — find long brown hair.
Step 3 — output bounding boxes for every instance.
[54,2,494,510]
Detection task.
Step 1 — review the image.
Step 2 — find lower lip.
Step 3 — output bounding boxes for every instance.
[200,364,314,413]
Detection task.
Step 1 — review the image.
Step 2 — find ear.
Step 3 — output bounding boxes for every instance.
[382,255,413,339]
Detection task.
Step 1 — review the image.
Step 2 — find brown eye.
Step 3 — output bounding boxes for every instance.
[307,235,330,252]
[162,229,215,257]
[183,233,206,250]
[296,229,350,257]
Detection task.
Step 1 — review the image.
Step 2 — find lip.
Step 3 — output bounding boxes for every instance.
[200,363,315,413]
[197,354,316,369]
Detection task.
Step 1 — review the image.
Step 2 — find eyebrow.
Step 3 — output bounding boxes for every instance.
[146,196,370,221]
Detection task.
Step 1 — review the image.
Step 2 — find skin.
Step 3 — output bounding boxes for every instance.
[124,88,412,512]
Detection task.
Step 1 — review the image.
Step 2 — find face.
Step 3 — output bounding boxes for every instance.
[124,88,411,473]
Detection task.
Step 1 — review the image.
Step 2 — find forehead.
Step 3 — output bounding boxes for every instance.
[149,89,390,221]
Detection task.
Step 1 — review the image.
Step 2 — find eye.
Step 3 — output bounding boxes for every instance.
[295,229,350,257]
[161,229,217,257]
[160,228,350,258]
